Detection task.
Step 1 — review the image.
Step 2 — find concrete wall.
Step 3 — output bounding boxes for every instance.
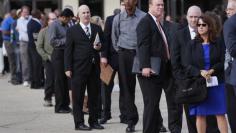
[62,0,79,16]
[103,0,120,19]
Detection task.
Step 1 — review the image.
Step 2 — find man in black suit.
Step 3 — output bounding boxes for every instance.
[171,5,219,133]
[136,0,172,132]
[64,5,104,131]
[99,8,121,124]
[223,0,236,132]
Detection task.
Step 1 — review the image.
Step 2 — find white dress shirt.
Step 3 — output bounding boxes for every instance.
[80,22,91,36]
[16,16,32,42]
[188,26,196,40]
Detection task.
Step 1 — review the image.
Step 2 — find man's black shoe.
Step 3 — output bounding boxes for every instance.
[120,118,128,124]
[99,116,112,124]
[126,125,135,133]
[159,124,168,132]
[55,109,71,113]
[75,124,92,131]
[90,123,104,130]
[11,80,21,85]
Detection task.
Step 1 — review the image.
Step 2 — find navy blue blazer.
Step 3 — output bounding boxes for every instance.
[27,19,41,48]
[224,13,236,86]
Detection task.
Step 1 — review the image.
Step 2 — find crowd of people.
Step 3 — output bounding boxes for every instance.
[0,0,236,133]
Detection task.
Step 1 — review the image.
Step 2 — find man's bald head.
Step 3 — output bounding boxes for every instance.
[226,0,236,18]
[187,5,202,29]
[78,5,91,25]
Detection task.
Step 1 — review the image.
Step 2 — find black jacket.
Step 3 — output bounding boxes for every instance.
[101,15,118,70]
[64,23,104,75]
[185,38,225,83]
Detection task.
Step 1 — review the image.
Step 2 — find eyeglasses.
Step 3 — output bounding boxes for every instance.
[49,18,57,21]
[197,23,207,27]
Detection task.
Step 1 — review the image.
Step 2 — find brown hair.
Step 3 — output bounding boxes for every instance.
[195,14,217,43]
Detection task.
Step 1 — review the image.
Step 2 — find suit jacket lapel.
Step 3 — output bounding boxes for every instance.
[90,24,96,42]
[77,23,90,40]
[197,42,205,68]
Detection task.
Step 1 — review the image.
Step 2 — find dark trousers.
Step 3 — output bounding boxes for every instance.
[138,76,163,133]
[226,84,236,133]
[72,64,100,127]
[44,60,54,101]
[4,41,19,81]
[118,49,138,126]
[28,46,43,88]
[51,49,70,111]
[158,78,183,133]
[101,71,116,118]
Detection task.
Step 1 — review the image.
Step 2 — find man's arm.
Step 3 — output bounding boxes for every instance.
[64,28,73,74]
[111,14,119,51]
[136,17,151,69]
[1,19,11,36]
[36,28,49,61]
[224,19,236,58]
[101,16,113,58]
[48,23,66,48]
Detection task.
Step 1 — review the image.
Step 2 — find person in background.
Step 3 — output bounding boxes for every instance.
[37,12,57,107]
[16,5,32,87]
[0,17,3,76]
[223,0,236,132]
[99,8,121,124]
[186,14,228,133]
[48,9,72,113]
[27,9,43,89]
[1,9,21,85]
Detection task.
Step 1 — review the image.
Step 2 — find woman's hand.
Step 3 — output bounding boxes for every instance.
[200,70,210,80]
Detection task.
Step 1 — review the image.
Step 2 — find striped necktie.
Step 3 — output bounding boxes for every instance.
[156,21,170,60]
[85,26,91,39]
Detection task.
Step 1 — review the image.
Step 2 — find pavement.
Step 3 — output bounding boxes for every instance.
[0,74,193,133]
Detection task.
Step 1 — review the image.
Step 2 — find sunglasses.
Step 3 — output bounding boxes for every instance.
[197,23,207,27]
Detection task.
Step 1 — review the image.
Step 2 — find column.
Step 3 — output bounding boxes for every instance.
[103,0,120,19]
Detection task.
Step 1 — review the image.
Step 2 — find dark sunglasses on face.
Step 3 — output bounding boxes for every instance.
[197,23,207,27]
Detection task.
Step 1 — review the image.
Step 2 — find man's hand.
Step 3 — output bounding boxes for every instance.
[65,71,72,78]
[94,43,102,50]
[142,68,155,77]
[101,57,108,67]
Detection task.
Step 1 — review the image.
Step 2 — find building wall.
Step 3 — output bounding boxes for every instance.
[103,0,120,19]
[62,0,78,15]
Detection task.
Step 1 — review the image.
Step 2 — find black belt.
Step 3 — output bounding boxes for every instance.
[118,47,136,52]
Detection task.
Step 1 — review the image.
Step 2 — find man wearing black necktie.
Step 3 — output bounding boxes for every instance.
[64,5,104,131]
[136,0,172,132]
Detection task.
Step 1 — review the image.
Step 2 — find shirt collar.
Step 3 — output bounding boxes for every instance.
[188,25,196,33]
[124,7,139,18]
[80,22,91,30]
[32,17,41,25]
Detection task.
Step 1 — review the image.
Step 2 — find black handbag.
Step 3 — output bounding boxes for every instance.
[132,56,161,75]
[175,77,207,104]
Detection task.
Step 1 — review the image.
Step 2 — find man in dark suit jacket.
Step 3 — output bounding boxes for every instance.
[136,0,172,132]
[27,9,43,89]
[64,5,104,131]
[171,5,219,133]
[99,8,120,124]
[223,0,236,132]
